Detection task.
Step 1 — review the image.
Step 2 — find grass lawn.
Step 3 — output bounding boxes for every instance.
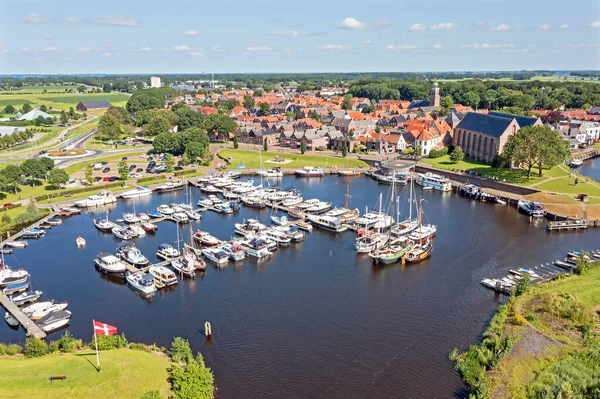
[0,349,171,399]
[65,151,147,174]
[421,154,568,186]
[64,118,100,140]
[218,149,368,170]
[0,93,130,111]
[535,177,600,197]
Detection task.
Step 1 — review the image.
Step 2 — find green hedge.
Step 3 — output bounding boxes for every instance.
[429,147,449,159]
[0,204,22,213]
[33,182,123,201]
[174,169,197,177]
[136,176,165,184]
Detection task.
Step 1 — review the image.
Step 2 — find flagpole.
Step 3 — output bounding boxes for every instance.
[93,320,100,372]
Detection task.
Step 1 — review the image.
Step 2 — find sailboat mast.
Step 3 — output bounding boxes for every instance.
[409,179,413,220]
[418,205,423,245]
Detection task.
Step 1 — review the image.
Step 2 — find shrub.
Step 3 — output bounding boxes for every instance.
[537,292,594,327]
[94,333,128,350]
[57,331,83,353]
[0,203,21,213]
[24,337,48,357]
[428,147,449,158]
[129,343,151,352]
[6,343,23,356]
[173,169,197,177]
[514,313,528,326]
[47,341,59,354]
[170,337,193,364]
[140,391,163,399]
[0,343,7,355]
[137,176,164,184]
[169,353,215,399]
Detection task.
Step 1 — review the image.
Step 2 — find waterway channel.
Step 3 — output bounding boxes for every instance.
[2,175,600,398]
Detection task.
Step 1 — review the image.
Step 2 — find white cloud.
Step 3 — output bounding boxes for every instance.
[282,48,292,54]
[97,16,138,27]
[502,48,528,53]
[430,22,460,31]
[173,45,191,52]
[409,23,427,31]
[338,17,366,30]
[101,52,112,57]
[539,24,551,30]
[44,34,53,40]
[560,24,569,29]
[590,21,600,28]
[432,44,443,49]
[362,40,372,45]
[77,47,93,52]
[66,17,83,24]
[387,44,420,51]
[245,46,272,52]
[490,24,510,31]
[211,46,224,53]
[242,51,252,55]
[181,30,199,37]
[139,47,152,52]
[0,49,9,54]
[32,57,43,61]
[189,52,204,56]
[21,47,34,52]
[270,30,307,36]
[43,47,58,52]
[24,13,51,23]
[317,44,347,50]
[461,43,515,50]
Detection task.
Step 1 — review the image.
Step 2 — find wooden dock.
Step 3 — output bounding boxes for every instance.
[2,209,60,247]
[0,292,46,339]
[547,220,588,231]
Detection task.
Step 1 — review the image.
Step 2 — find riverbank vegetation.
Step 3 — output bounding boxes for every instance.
[451,260,600,398]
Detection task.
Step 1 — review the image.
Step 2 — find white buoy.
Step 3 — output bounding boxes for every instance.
[204,321,212,337]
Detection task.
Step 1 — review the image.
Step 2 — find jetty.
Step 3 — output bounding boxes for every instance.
[0,292,46,339]
[547,220,589,231]
[1,208,60,248]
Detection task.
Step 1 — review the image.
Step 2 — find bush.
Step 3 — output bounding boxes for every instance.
[24,337,48,357]
[129,343,151,352]
[57,331,83,353]
[170,337,193,364]
[93,333,128,350]
[173,169,197,177]
[137,176,165,184]
[47,341,59,354]
[169,353,215,399]
[0,343,6,355]
[514,314,528,326]
[537,292,594,327]
[428,147,449,158]
[6,343,23,356]
[140,391,163,399]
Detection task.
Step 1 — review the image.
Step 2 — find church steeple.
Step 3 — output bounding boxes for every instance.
[430,82,440,107]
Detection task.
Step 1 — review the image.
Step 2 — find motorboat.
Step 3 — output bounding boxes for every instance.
[10,290,43,307]
[112,226,135,240]
[129,225,146,237]
[281,196,303,207]
[239,238,272,258]
[220,242,246,261]
[37,310,72,333]
[185,209,202,220]
[74,191,117,207]
[391,219,419,237]
[234,219,267,236]
[222,171,241,179]
[295,166,324,177]
[155,181,185,193]
[270,215,288,226]
[416,173,452,191]
[0,270,30,287]
[263,228,292,246]
[518,200,545,218]
[76,237,86,247]
[274,225,305,242]
[193,231,220,246]
[94,217,113,232]
[157,204,174,215]
[307,215,347,233]
[377,173,408,185]
[257,167,283,178]
[407,224,437,241]
[121,186,153,199]
[214,202,233,214]
[570,158,583,167]
[46,218,62,226]
[240,196,265,208]
[197,198,213,208]
[117,242,149,266]
[142,222,158,233]
[148,266,178,288]
[200,184,221,194]
[172,212,190,223]
[94,253,127,278]
[4,312,18,327]
[156,244,180,260]
[21,229,45,239]
[171,204,184,213]
[223,191,240,200]
[137,213,150,222]
[355,232,389,253]
[3,281,30,295]
[295,221,313,232]
[5,241,28,248]
[297,199,321,210]
[305,201,332,214]
[171,257,197,277]
[126,272,157,294]
[203,248,229,267]
[355,212,393,230]
[122,213,141,224]
[23,301,68,321]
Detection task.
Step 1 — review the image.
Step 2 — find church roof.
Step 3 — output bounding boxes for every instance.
[455,112,515,138]
[487,112,538,128]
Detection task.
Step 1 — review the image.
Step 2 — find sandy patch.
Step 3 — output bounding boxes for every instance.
[524,192,577,204]
[265,159,293,165]
[543,203,585,218]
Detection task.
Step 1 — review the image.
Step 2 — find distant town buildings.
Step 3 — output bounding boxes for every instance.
[150,76,162,88]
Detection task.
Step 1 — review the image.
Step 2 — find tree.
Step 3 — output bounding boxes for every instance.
[233,134,239,149]
[341,95,352,110]
[184,142,205,161]
[348,129,355,137]
[263,140,268,152]
[165,154,175,172]
[147,114,171,137]
[39,104,47,112]
[39,157,54,172]
[152,133,176,154]
[300,139,306,154]
[449,146,464,164]
[4,105,15,114]
[20,159,45,185]
[204,114,237,139]
[168,353,214,399]
[243,94,255,110]
[106,106,131,125]
[1,165,22,194]
[253,89,263,97]
[514,273,531,296]
[181,153,191,166]
[171,101,187,113]
[463,91,481,109]
[175,107,204,131]
[257,102,270,116]
[541,110,563,125]
[342,140,348,158]
[76,85,87,93]
[414,143,423,157]
[441,95,454,109]
[118,159,128,180]
[574,252,592,275]
[375,125,381,133]
[47,168,69,189]
[85,165,94,185]
[59,111,69,124]
[97,114,122,141]
[102,83,112,93]
[22,103,33,114]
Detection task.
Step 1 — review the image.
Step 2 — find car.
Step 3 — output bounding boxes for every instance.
[121,156,128,161]
[102,176,110,182]
[38,150,48,155]
[109,176,118,182]
[148,161,156,166]
[2,203,15,208]
[94,176,102,181]
[174,166,183,171]
[136,168,143,173]
[148,156,154,161]
[102,167,110,173]
[129,172,142,178]
[100,161,109,166]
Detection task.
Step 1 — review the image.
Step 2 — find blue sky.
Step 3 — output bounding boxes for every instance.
[1,0,599,74]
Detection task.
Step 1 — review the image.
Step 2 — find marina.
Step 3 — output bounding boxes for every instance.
[1,174,600,398]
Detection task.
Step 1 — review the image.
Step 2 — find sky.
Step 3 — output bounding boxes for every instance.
[1,0,599,74]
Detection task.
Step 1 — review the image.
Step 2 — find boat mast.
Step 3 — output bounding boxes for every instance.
[345,175,351,209]
[409,179,413,220]
[418,201,423,245]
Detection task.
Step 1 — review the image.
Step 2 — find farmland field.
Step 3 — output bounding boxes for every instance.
[0,92,130,110]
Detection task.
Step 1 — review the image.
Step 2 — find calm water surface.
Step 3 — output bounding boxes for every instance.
[577,157,600,182]
[2,176,599,398]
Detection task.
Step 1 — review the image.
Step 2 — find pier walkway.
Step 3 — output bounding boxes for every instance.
[2,209,60,248]
[0,293,46,339]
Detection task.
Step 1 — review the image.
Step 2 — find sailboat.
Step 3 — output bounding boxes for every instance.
[170,222,196,278]
[404,200,433,263]
[183,228,207,271]
[391,179,419,237]
[325,175,360,222]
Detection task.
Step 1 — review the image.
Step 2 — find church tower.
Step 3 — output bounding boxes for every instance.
[430,82,440,107]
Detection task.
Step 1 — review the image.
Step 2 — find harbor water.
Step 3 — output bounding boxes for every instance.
[2,175,600,398]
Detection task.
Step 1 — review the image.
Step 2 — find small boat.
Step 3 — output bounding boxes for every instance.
[37,310,72,333]
[129,225,146,237]
[5,241,28,248]
[38,224,52,230]
[295,221,313,232]
[208,195,222,204]
[263,228,292,246]
[23,301,68,320]
[117,242,149,266]
[121,186,153,199]
[307,215,347,233]
[257,167,283,178]
[94,217,113,232]
[183,243,206,271]
[282,196,303,207]
[203,248,229,267]
[370,237,415,265]
[271,215,288,226]
[138,213,150,222]
[355,233,389,253]
[3,281,30,295]
[185,209,202,220]
[570,158,583,167]
[294,166,324,177]
[126,272,157,294]
[94,253,127,278]
[148,266,178,288]
[234,219,267,236]
[76,237,86,247]
[214,202,233,214]
[220,242,246,261]
[287,208,307,220]
[241,197,265,208]
[0,270,30,287]
[155,181,185,193]
[61,207,82,215]
[223,191,240,200]
[4,312,18,327]
[21,229,45,239]
[305,201,332,214]
[46,218,62,226]
[200,184,220,194]
[239,238,272,258]
[0,249,13,255]
[222,171,241,179]
[518,200,545,218]
[171,257,197,277]
[274,225,305,242]
[415,173,452,191]
[112,226,135,240]
[156,244,180,260]
[422,186,433,190]
[157,204,174,215]
[74,191,117,207]
[142,222,158,233]
[407,224,437,241]
[197,198,213,208]
[172,212,190,223]
[229,201,241,212]
[122,213,141,224]
[404,240,433,263]
[194,231,220,246]
[11,290,43,306]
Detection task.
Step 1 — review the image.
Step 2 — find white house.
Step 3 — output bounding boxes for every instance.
[150,76,162,88]
[414,129,443,156]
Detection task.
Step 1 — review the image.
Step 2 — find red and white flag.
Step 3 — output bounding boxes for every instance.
[93,320,117,336]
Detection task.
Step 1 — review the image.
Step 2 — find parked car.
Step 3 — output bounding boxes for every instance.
[93,163,103,170]
[129,172,142,178]
[121,157,128,161]
[94,176,102,181]
[102,167,110,173]
[109,176,118,182]
[3,203,15,208]
[174,166,183,171]
[136,168,143,173]
[100,161,109,166]
[102,176,110,181]
[38,150,47,155]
